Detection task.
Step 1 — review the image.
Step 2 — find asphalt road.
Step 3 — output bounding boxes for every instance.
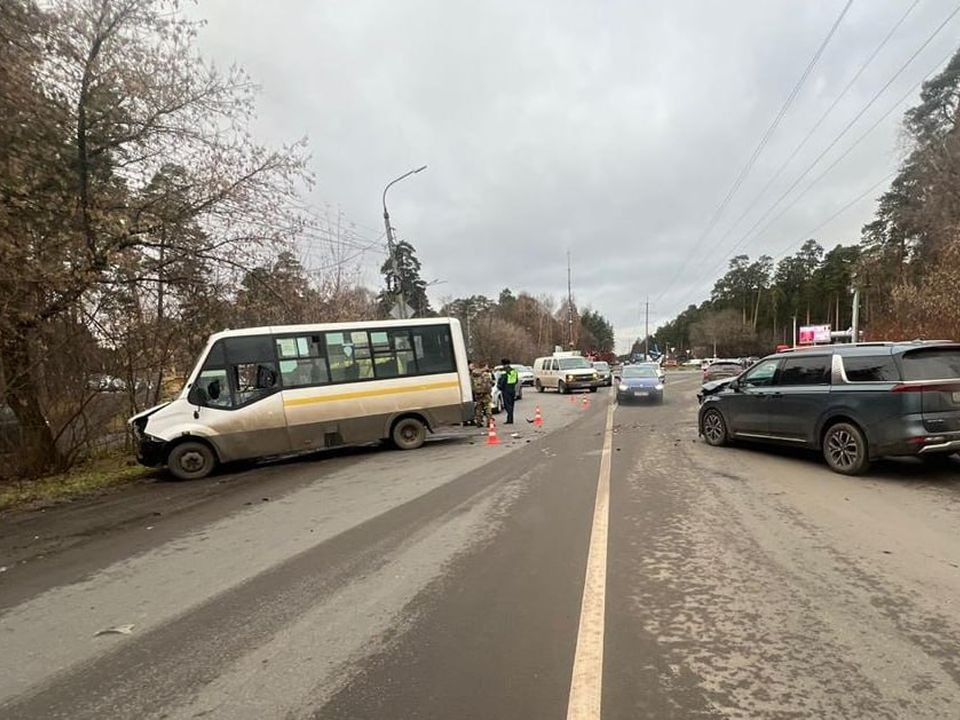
[2,372,960,719]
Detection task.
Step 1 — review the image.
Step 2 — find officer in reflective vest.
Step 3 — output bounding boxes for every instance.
[496,357,520,425]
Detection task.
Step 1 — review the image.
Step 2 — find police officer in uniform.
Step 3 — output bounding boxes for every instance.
[496,358,519,425]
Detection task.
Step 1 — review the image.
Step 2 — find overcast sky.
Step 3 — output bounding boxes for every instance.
[189,0,959,352]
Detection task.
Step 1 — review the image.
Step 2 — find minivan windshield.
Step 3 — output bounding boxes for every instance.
[558,357,591,370]
[901,348,960,380]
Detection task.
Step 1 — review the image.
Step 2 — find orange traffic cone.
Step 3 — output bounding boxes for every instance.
[486,418,501,445]
[569,394,575,404]
[533,406,543,427]
[581,395,590,409]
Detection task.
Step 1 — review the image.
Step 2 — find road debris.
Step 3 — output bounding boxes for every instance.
[94,624,135,637]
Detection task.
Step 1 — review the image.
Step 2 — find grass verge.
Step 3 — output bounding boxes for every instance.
[0,454,152,513]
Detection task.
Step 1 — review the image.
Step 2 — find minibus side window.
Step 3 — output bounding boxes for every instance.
[194,340,234,408]
[195,368,233,408]
[326,332,374,382]
[412,325,455,373]
[370,329,420,379]
[276,335,330,388]
[224,336,278,406]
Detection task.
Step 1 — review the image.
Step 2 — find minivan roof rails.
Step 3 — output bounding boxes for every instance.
[775,339,955,354]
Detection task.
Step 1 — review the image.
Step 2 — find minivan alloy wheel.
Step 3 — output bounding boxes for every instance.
[826,430,857,468]
[823,422,869,475]
[701,409,727,446]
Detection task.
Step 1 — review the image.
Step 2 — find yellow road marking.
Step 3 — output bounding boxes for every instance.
[566,399,615,720]
[282,379,460,407]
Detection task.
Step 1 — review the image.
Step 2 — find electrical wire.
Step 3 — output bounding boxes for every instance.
[651,0,855,305]
[702,1,960,274]
[697,0,921,271]
[699,42,957,288]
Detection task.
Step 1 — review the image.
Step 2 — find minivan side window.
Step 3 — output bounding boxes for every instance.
[778,355,831,386]
[842,355,899,382]
[740,359,779,388]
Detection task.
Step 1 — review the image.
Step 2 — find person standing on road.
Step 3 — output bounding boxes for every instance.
[496,358,519,425]
[469,360,493,428]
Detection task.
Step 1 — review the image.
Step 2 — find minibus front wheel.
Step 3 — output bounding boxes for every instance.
[167,439,218,480]
[392,416,427,451]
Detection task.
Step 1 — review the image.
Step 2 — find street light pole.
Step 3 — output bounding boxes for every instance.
[382,165,427,319]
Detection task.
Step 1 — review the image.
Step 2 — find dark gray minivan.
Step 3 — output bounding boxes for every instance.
[698,342,960,474]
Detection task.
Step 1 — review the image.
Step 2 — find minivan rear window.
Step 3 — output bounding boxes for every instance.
[842,355,900,382]
[901,348,960,381]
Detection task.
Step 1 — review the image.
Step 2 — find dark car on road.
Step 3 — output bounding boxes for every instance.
[702,361,743,384]
[616,365,664,404]
[697,342,960,475]
[592,361,613,387]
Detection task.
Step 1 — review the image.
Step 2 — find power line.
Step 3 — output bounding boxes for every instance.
[652,172,892,329]
[700,42,957,286]
[697,0,920,271]
[652,0,855,305]
[660,35,958,321]
[698,1,960,276]
[768,171,896,262]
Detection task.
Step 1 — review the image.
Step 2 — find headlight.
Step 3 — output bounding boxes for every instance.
[655,384,664,390]
[619,383,628,391]
[566,374,574,381]
[592,373,598,379]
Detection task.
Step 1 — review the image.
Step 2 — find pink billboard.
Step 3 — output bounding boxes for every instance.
[798,324,831,344]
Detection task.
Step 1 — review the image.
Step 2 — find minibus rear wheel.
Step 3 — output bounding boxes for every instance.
[392,417,427,451]
[167,440,217,480]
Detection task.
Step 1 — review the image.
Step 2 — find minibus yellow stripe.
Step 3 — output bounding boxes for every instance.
[282,379,461,407]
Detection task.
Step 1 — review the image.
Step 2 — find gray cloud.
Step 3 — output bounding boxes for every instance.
[189,0,960,350]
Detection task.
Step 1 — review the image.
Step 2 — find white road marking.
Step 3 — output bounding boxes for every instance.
[566,400,616,720]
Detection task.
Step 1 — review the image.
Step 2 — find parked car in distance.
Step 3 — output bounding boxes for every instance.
[617,365,664,404]
[88,374,126,392]
[698,341,960,475]
[515,364,535,386]
[592,361,613,386]
[533,354,600,393]
[637,361,666,383]
[702,361,743,384]
[492,369,523,400]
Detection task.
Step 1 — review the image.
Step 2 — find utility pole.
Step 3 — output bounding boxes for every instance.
[382,165,427,319]
[851,287,861,344]
[644,296,649,361]
[567,250,573,348]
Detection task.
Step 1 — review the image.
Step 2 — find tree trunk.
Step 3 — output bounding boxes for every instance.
[1,327,62,475]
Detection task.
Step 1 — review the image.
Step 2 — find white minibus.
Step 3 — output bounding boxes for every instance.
[129,318,473,479]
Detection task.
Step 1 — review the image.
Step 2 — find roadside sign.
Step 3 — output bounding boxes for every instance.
[388,299,415,320]
[798,324,831,344]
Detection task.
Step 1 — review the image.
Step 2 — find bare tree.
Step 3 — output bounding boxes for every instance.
[0,0,309,473]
